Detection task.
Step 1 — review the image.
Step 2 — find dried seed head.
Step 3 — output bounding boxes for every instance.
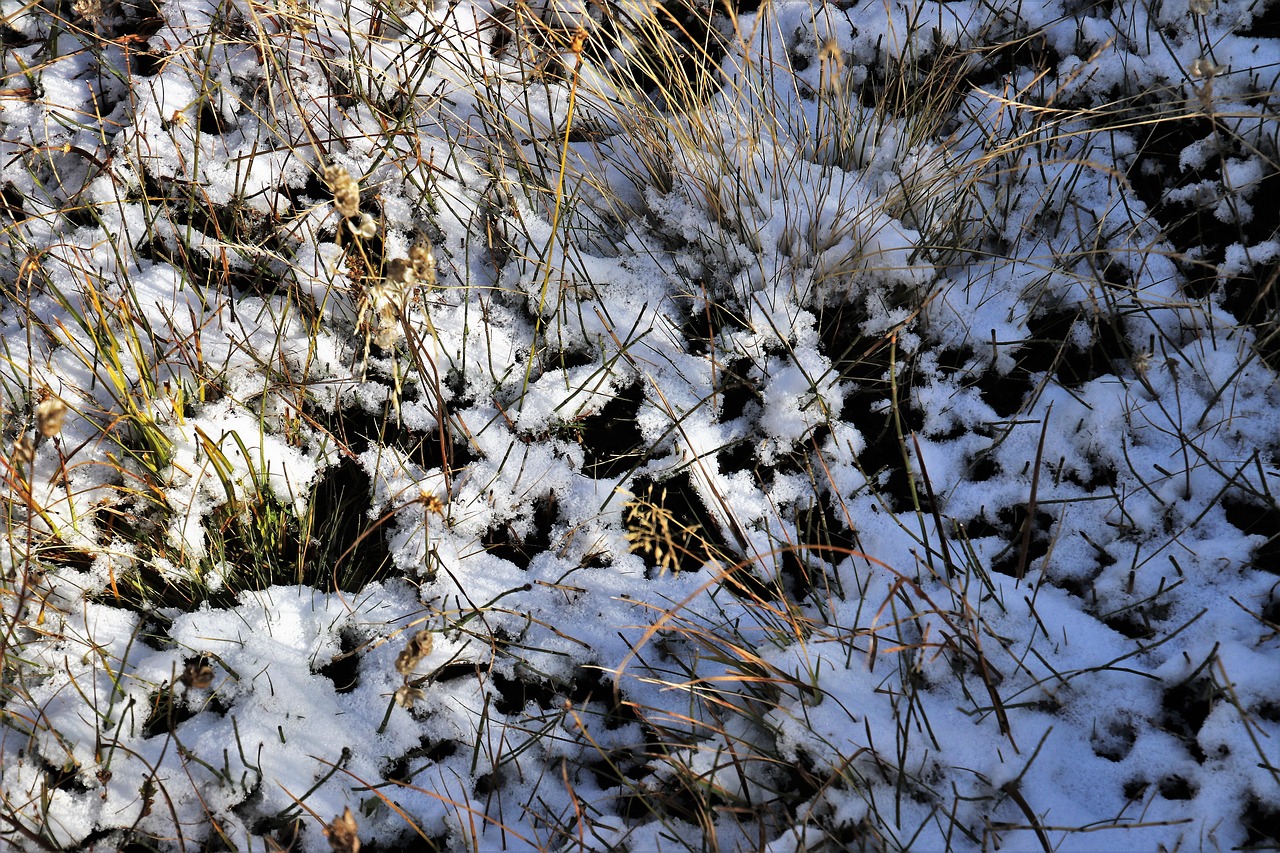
[394,628,434,675]
[359,281,406,351]
[1190,57,1225,78]
[72,0,103,23]
[409,239,437,287]
[1189,0,1212,14]
[394,684,425,709]
[347,213,377,240]
[181,655,215,690]
[408,628,433,657]
[385,257,416,287]
[623,488,685,575]
[323,164,361,218]
[12,434,35,469]
[322,163,346,185]
[323,806,361,853]
[421,492,445,516]
[374,301,400,350]
[35,396,67,438]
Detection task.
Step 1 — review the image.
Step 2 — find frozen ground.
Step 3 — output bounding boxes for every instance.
[1,0,1279,849]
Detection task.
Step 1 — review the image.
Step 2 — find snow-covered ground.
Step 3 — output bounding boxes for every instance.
[2,0,1279,849]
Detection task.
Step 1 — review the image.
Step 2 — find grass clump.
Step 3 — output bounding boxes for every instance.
[2,0,1280,849]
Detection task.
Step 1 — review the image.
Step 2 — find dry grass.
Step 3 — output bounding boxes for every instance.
[2,0,1278,848]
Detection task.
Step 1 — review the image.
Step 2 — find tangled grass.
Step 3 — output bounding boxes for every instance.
[2,0,1280,849]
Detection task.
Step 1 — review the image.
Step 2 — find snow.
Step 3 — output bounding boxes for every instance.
[2,0,1279,848]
